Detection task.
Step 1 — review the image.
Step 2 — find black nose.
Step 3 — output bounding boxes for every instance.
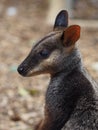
[17,66,25,76]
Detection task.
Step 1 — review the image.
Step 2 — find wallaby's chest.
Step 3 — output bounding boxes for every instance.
[45,73,82,123]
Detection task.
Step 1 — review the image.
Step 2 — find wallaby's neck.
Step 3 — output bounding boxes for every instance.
[45,48,83,130]
[52,47,82,77]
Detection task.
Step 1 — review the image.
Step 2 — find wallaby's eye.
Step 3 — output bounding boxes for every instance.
[39,49,50,58]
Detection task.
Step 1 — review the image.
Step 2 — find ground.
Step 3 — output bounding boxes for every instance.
[0,1,98,130]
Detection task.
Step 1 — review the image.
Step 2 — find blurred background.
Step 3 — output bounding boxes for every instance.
[0,0,98,130]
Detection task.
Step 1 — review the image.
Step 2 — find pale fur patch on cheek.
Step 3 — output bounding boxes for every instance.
[27,66,43,76]
[40,50,61,67]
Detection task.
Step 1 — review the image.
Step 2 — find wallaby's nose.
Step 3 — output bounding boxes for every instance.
[17,66,26,76]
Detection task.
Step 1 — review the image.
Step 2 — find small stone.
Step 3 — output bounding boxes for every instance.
[6,7,17,16]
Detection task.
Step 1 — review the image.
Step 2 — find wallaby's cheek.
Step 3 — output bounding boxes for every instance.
[39,50,62,74]
[26,50,61,76]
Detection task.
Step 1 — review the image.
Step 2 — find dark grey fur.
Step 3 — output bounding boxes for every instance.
[17,10,98,130]
[46,48,98,130]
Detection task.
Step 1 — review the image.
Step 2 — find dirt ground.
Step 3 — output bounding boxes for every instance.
[0,1,98,130]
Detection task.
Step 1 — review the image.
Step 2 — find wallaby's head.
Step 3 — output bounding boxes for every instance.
[17,10,81,77]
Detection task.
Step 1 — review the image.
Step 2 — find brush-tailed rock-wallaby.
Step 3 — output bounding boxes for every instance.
[17,10,98,130]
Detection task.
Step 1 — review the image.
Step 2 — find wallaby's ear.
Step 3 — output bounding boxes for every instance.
[62,25,81,47]
[54,10,68,31]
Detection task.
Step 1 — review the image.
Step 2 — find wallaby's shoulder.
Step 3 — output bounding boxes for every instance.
[63,68,98,130]
[64,97,98,130]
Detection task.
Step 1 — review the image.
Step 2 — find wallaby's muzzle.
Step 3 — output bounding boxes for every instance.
[17,52,40,77]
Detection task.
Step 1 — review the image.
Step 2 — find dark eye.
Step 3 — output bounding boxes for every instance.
[39,49,50,58]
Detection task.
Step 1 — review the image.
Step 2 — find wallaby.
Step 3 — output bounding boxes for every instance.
[17,10,98,130]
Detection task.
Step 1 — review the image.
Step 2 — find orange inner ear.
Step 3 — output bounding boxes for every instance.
[63,25,81,46]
